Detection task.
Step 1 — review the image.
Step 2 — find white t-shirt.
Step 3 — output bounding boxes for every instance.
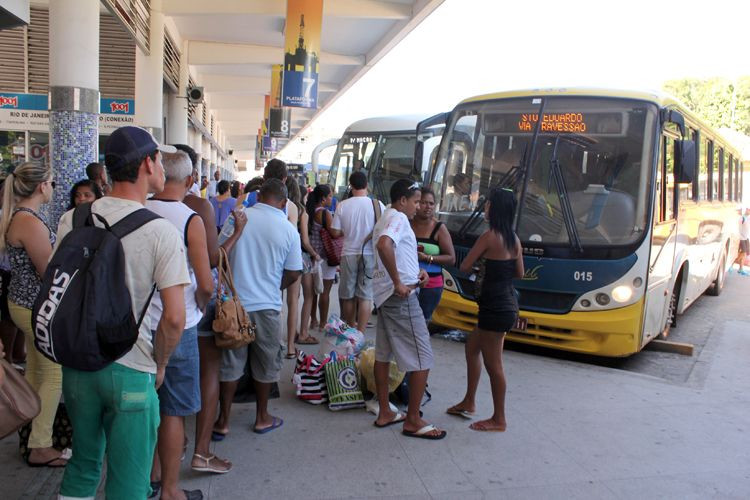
[206,180,218,199]
[54,197,191,374]
[371,208,420,308]
[331,195,386,256]
[740,215,750,240]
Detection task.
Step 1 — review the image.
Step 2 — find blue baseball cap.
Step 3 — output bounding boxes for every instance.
[104,126,176,172]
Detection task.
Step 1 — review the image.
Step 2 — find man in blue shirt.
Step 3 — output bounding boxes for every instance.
[217,179,303,434]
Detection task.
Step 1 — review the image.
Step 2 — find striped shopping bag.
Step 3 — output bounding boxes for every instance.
[292,351,329,405]
[324,355,365,411]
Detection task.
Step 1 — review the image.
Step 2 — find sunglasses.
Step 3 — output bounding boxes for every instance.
[408,181,421,191]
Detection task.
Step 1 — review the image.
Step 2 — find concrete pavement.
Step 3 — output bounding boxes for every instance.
[3,276,750,499]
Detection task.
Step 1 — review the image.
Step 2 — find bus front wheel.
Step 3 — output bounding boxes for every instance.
[708,255,726,297]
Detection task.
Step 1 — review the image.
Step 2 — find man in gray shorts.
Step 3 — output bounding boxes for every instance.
[330,171,385,332]
[217,179,302,434]
[371,179,446,440]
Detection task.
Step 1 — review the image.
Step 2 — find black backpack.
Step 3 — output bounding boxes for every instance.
[32,203,160,371]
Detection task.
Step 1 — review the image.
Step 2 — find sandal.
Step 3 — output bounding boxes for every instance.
[296,335,319,345]
[285,350,298,359]
[191,453,232,474]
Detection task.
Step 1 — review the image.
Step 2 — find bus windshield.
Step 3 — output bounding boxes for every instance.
[329,132,418,201]
[430,97,657,248]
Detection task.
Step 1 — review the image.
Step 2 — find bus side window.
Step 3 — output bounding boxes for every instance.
[717,147,725,201]
[699,136,708,201]
[726,154,733,201]
[663,136,676,220]
[707,140,715,200]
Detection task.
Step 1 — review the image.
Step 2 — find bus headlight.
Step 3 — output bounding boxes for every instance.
[611,286,633,303]
[443,269,459,293]
[595,293,610,306]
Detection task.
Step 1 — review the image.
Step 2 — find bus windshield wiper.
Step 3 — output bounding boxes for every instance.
[549,135,584,253]
[457,165,522,239]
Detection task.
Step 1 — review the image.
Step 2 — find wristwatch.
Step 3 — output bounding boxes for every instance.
[429,255,434,265]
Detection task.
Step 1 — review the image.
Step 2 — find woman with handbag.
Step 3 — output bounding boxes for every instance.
[286,180,321,358]
[306,184,338,332]
[0,162,66,467]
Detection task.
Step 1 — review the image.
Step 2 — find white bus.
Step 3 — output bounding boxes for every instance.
[323,114,444,202]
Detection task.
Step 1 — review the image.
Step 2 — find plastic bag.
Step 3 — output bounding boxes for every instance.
[318,315,365,358]
[357,347,405,394]
[312,259,324,295]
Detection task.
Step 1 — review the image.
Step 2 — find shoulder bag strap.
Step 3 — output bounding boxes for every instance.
[136,284,157,329]
[72,202,93,229]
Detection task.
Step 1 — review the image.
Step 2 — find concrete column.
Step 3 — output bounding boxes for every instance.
[166,40,189,145]
[48,0,99,228]
[135,0,165,141]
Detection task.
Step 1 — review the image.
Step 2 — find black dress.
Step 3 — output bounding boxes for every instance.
[477,258,518,333]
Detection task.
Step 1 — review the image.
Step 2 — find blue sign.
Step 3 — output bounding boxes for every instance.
[282,71,319,109]
[0,93,47,111]
[100,98,134,115]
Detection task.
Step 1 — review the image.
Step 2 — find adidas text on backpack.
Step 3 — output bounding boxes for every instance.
[33,203,160,371]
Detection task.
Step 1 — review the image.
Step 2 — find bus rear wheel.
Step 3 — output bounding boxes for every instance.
[708,254,726,297]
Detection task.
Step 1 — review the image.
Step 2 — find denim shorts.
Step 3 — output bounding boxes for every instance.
[156,326,201,416]
[197,300,216,338]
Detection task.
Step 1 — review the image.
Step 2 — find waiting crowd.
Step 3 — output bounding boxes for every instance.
[0,125,527,500]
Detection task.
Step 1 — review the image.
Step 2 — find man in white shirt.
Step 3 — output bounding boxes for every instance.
[329,171,385,331]
[371,179,446,440]
[206,170,220,199]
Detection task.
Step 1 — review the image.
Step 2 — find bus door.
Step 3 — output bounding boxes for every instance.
[414,112,448,183]
[642,133,679,347]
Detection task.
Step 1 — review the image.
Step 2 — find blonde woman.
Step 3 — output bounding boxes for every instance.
[0,162,64,467]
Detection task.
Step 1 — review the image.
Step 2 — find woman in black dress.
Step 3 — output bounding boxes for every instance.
[447,188,524,431]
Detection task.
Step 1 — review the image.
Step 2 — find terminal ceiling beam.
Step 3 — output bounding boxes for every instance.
[189,41,364,67]
[163,0,412,20]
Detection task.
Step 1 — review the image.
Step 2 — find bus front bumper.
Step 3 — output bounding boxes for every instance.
[431,291,644,357]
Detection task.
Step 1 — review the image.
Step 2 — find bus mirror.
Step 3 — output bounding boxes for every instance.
[675,139,696,184]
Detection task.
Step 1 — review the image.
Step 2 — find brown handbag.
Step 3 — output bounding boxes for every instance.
[212,247,256,349]
[0,359,41,439]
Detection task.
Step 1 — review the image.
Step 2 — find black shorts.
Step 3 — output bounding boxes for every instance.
[740,239,749,255]
[0,269,10,321]
[477,309,517,333]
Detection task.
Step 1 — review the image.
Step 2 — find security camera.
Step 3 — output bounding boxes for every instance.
[187,86,204,104]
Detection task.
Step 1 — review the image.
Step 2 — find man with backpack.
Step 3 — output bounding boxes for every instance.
[52,126,191,499]
[329,171,385,332]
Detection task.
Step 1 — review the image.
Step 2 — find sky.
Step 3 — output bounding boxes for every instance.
[277,0,749,165]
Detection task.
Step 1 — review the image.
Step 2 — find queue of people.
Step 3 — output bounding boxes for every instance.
[0,124,529,498]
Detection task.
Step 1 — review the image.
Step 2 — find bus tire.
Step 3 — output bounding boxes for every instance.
[707,254,726,297]
[660,279,680,339]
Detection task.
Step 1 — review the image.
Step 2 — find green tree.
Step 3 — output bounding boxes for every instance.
[663,77,750,136]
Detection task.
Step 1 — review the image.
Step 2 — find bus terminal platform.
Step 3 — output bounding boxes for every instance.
[2,275,749,500]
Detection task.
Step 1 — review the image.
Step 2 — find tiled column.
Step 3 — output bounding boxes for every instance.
[48,0,99,229]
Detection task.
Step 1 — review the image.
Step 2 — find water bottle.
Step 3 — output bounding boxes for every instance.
[218,213,235,242]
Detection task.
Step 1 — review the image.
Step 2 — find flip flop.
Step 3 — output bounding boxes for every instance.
[211,430,227,442]
[181,489,203,500]
[26,455,67,468]
[402,424,447,440]
[469,421,506,432]
[373,411,407,428]
[191,453,232,474]
[446,406,475,419]
[148,481,161,499]
[253,417,283,434]
[296,336,319,345]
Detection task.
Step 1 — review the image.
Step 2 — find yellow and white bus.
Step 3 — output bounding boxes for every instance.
[426,88,743,356]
